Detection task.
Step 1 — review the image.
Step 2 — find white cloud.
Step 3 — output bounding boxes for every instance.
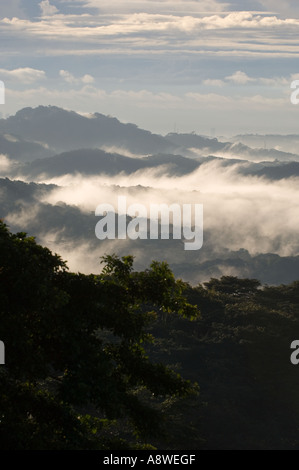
[59,70,94,84]
[39,0,59,16]
[202,79,225,87]
[32,160,299,261]
[1,10,299,62]
[0,154,12,175]
[81,74,94,84]
[202,71,291,88]
[1,3,299,135]
[2,11,299,38]
[0,67,46,84]
[225,70,254,84]
[259,76,289,86]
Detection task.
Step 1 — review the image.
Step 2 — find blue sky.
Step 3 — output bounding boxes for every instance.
[1,0,299,135]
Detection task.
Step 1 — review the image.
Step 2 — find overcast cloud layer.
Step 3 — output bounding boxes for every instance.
[1,0,299,135]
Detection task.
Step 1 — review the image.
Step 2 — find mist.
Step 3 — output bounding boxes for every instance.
[6,158,297,281]
[1,105,299,285]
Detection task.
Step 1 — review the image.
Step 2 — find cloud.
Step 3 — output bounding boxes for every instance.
[39,0,59,16]
[1,0,299,281]
[225,70,254,84]
[0,154,13,175]
[5,203,42,233]
[28,159,299,261]
[2,11,299,44]
[0,67,46,84]
[202,79,225,87]
[59,70,94,84]
[202,71,291,88]
[6,144,299,279]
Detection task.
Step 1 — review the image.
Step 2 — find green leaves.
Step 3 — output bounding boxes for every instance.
[0,222,198,449]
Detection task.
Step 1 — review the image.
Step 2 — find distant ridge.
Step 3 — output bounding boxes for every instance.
[20,149,201,178]
[0,106,178,155]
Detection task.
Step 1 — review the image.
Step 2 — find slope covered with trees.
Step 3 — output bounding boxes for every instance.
[0,222,299,450]
[0,221,198,450]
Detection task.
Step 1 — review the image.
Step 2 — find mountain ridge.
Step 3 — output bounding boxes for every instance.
[0,105,178,156]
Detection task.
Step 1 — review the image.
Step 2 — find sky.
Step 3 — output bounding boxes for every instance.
[1,0,299,136]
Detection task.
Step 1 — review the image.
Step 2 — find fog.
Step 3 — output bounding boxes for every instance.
[0,154,14,174]
[2,103,298,284]
[14,158,298,271]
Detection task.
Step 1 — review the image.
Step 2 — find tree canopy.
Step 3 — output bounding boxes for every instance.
[1,220,299,450]
[0,221,199,450]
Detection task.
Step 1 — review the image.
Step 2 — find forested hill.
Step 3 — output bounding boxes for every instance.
[0,222,299,450]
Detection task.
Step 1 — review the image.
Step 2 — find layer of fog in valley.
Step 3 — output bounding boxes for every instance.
[1,105,299,285]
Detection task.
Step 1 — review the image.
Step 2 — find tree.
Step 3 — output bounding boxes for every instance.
[0,221,199,450]
[204,276,261,299]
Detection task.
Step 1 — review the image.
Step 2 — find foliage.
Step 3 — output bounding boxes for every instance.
[146,274,299,449]
[0,221,198,450]
[1,221,299,450]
